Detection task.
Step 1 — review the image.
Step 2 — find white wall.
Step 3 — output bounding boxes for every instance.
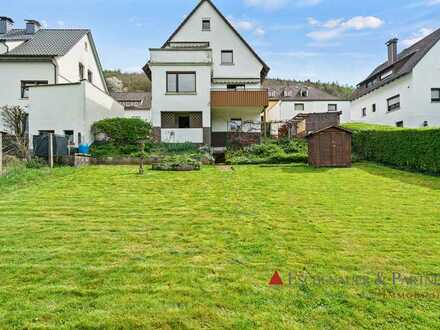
[212,107,261,132]
[350,40,440,128]
[150,64,211,129]
[350,75,413,126]
[124,110,151,122]
[161,128,203,143]
[28,81,123,147]
[56,34,106,91]
[0,61,55,109]
[169,1,263,80]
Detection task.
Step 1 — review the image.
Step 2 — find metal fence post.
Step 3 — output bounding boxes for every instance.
[49,133,54,168]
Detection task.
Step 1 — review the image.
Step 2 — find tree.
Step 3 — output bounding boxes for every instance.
[1,105,30,160]
[106,76,124,93]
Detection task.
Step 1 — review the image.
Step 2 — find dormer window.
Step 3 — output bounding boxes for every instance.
[380,70,393,80]
[301,88,309,97]
[202,19,211,31]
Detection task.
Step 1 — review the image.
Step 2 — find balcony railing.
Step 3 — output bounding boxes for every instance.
[211,88,268,108]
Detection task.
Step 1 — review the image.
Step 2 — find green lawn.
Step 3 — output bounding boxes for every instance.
[1,164,440,329]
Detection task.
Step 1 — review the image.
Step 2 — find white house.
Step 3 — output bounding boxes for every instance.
[110,92,151,122]
[0,17,123,146]
[265,85,350,136]
[351,29,440,128]
[143,0,270,147]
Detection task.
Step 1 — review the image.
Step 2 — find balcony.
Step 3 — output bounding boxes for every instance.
[211,89,268,108]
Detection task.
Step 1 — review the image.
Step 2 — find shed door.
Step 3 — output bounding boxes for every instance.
[332,132,345,165]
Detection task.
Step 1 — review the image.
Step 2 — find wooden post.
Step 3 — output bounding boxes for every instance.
[0,132,3,176]
[139,141,145,175]
[48,133,54,168]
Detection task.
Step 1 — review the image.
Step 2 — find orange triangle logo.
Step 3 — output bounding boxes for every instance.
[269,271,283,285]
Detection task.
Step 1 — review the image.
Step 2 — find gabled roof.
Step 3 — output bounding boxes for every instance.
[110,92,152,110]
[306,125,352,137]
[160,0,270,80]
[265,83,347,101]
[353,28,440,100]
[0,28,108,93]
[0,29,89,56]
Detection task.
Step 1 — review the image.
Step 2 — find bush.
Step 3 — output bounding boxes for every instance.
[93,118,152,146]
[91,118,152,158]
[226,138,308,165]
[342,123,440,174]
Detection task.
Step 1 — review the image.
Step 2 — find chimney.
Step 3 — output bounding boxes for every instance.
[386,38,398,65]
[25,19,41,34]
[0,16,14,34]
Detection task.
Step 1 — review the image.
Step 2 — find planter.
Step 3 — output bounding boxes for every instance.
[152,163,201,171]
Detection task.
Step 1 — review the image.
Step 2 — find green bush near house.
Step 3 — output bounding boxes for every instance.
[90,118,153,158]
[343,122,440,174]
[225,138,308,165]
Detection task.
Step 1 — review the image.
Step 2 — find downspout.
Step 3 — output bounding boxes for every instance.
[51,57,58,84]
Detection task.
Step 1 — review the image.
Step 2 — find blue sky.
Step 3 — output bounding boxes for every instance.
[4,0,440,85]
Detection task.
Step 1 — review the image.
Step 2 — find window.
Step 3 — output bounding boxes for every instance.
[166,72,196,93]
[64,130,74,144]
[294,103,305,111]
[396,121,404,128]
[84,42,88,51]
[178,115,190,129]
[380,70,393,80]
[221,50,234,65]
[387,95,400,112]
[431,88,440,102]
[362,108,367,117]
[87,70,93,83]
[229,118,242,132]
[227,84,245,90]
[328,104,338,112]
[79,63,85,80]
[78,132,82,145]
[202,19,211,31]
[300,89,309,97]
[21,80,48,98]
[372,104,376,113]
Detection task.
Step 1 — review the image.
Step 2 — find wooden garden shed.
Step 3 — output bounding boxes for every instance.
[306,126,352,168]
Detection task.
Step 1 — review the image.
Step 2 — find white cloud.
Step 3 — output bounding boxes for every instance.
[427,0,440,5]
[228,16,265,38]
[307,16,384,41]
[57,20,65,27]
[244,0,321,10]
[402,28,434,47]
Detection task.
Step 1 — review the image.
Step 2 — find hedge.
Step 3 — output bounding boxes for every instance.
[343,123,440,174]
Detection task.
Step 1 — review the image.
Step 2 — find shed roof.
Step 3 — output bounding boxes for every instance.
[306,125,352,137]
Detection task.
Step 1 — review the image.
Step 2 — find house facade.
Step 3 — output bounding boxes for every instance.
[265,85,350,137]
[143,0,269,147]
[0,17,123,146]
[351,29,440,128]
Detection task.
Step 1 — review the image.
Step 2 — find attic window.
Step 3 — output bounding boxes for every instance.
[328,104,338,112]
[294,103,304,111]
[221,50,234,65]
[300,89,309,97]
[202,19,211,31]
[380,70,393,80]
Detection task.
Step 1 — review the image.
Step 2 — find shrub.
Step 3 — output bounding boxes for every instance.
[92,118,152,146]
[26,157,47,169]
[342,123,440,174]
[225,138,308,165]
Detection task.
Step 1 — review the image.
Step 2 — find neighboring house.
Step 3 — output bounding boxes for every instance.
[0,17,123,146]
[351,29,440,128]
[143,0,269,147]
[110,92,151,122]
[265,85,350,137]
